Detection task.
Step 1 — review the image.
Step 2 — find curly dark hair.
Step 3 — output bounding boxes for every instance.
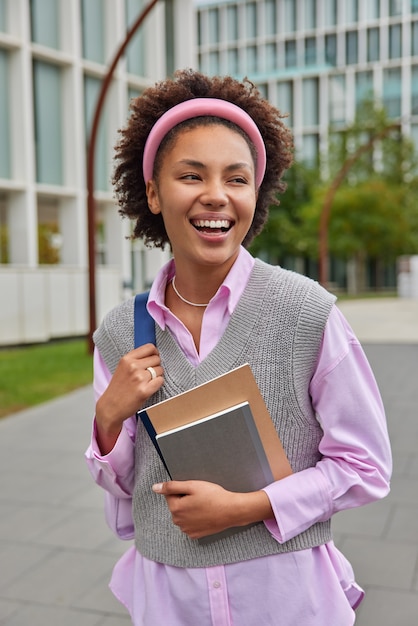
[112,69,294,248]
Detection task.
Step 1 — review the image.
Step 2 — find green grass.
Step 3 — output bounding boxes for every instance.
[0,339,93,418]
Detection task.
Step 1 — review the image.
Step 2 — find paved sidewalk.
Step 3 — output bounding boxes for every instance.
[0,297,417,625]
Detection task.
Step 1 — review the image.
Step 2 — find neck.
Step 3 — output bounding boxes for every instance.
[171,276,210,307]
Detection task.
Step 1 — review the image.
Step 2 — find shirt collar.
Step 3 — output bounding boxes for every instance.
[147,246,255,328]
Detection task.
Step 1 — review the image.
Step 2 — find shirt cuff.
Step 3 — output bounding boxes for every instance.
[262,467,332,543]
[86,418,135,483]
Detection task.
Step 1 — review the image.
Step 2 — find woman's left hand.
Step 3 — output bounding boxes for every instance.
[152,480,273,539]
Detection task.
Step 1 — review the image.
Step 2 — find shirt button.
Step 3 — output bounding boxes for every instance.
[213,581,221,588]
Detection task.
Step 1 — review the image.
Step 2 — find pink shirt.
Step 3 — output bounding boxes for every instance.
[86,247,392,626]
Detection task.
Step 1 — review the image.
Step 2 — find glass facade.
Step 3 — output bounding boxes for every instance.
[302,78,319,126]
[246,2,257,38]
[346,31,358,64]
[0,49,9,178]
[33,61,63,185]
[383,67,402,117]
[412,21,418,56]
[412,65,418,114]
[0,0,7,31]
[389,24,402,59]
[284,0,296,32]
[227,5,238,40]
[30,0,60,48]
[126,0,146,76]
[196,0,417,177]
[367,28,380,62]
[81,0,105,63]
[304,0,316,29]
[356,70,374,105]
[329,74,346,124]
[277,81,293,125]
[265,0,276,35]
[84,76,108,192]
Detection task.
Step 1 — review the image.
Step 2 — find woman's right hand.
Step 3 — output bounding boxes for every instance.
[95,343,164,455]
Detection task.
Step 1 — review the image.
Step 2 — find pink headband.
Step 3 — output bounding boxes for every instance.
[142,98,266,188]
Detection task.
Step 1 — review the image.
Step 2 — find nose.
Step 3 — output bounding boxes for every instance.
[200,177,228,207]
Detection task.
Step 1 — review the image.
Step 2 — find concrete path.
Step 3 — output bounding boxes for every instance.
[0,297,417,625]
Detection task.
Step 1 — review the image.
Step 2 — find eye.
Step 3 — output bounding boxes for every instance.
[229,175,248,184]
[180,173,201,181]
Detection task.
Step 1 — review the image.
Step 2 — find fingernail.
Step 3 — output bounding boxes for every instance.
[152,483,163,493]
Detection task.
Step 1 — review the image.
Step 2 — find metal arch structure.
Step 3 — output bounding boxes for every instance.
[86,0,162,353]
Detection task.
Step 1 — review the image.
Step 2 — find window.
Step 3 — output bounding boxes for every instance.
[302,78,319,126]
[346,31,358,64]
[285,40,297,67]
[246,46,257,74]
[227,48,239,75]
[0,0,7,32]
[81,0,105,63]
[356,71,373,107]
[304,0,316,29]
[324,0,337,26]
[227,5,238,40]
[265,0,277,36]
[197,12,202,46]
[413,22,418,56]
[126,0,145,76]
[383,67,402,117]
[389,0,403,15]
[33,61,63,185]
[325,34,337,65]
[30,0,59,48]
[0,49,10,178]
[365,0,380,19]
[84,75,108,192]
[329,75,346,123]
[277,81,293,126]
[389,24,402,59]
[246,2,257,38]
[266,43,277,72]
[284,0,296,32]
[305,37,317,66]
[412,66,418,114]
[345,0,358,23]
[208,50,219,75]
[208,9,219,44]
[302,134,319,167]
[411,126,418,170]
[412,0,418,13]
[367,28,380,62]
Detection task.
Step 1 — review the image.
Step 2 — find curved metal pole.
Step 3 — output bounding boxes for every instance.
[318,121,400,287]
[86,0,161,352]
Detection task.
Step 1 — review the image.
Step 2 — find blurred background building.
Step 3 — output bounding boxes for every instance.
[0,0,195,344]
[196,0,418,164]
[1,0,418,345]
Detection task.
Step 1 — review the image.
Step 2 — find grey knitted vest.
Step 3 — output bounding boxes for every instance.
[94,259,336,568]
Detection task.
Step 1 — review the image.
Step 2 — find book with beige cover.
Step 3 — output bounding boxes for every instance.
[137,363,292,542]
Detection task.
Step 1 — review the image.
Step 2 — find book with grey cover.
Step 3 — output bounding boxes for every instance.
[155,401,274,543]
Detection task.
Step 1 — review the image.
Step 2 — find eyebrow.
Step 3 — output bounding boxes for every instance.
[176,159,253,172]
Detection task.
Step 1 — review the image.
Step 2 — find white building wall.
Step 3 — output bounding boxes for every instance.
[0,0,196,344]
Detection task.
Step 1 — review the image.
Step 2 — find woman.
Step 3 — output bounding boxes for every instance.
[86,69,391,625]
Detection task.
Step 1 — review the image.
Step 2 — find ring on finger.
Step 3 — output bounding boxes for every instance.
[146,366,157,381]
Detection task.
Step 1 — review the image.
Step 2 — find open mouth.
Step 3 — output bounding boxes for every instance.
[191,219,233,233]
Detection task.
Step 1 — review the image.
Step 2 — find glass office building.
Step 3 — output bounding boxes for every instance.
[196,0,418,164]
[196,0,418,288]
[0,0,195,344]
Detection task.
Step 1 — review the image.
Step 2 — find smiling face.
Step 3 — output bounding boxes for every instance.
[146,124,257,278]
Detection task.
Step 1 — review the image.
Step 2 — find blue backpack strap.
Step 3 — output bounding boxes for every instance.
[134,291,156,348]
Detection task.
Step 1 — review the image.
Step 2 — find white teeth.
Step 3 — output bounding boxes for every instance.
[193,219,230,229]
